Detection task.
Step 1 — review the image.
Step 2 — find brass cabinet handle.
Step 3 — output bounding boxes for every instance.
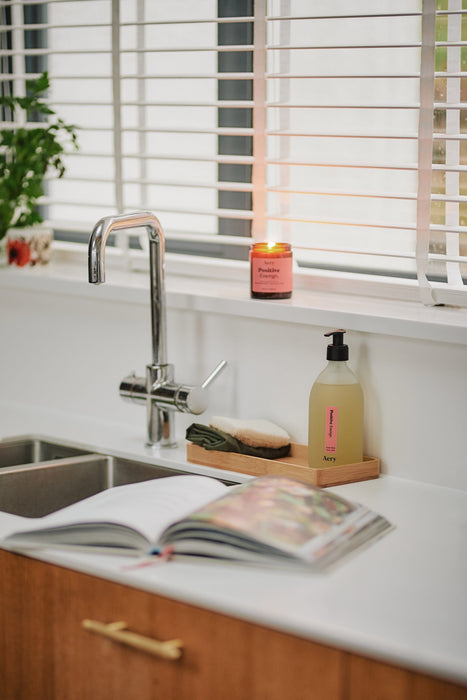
[82,619,183,661]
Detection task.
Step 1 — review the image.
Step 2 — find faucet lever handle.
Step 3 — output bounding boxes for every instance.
[176,360,228,415]
[147,360,228,416]
[201,360,227,389]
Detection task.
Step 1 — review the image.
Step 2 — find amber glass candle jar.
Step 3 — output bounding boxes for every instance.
[250,242,293,299]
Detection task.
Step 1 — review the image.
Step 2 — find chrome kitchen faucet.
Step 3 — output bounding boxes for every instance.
[88,211,226,447]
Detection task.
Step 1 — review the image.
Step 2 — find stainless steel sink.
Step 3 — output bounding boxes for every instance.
[0,452,189,518]
[0,437,89,469]
[0,435,234,519]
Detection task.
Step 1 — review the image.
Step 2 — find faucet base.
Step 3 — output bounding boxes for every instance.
[145,365,175,448]
[144,439,179,451]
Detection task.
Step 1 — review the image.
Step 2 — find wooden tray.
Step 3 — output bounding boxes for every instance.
[186,442,380,488]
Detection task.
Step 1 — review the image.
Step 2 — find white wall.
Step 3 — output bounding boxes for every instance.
[1,284,466,492]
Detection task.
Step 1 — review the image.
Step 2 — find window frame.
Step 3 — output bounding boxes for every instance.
[2,0,467,309]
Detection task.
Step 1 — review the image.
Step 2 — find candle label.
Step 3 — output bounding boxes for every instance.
[251,257,293,293]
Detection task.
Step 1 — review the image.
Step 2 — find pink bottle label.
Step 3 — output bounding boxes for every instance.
[251,257,293,293]
[325,406,338,453]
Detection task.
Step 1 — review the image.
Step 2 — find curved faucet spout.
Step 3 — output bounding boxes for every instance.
[88,210,227,448]
[88,211,167,365]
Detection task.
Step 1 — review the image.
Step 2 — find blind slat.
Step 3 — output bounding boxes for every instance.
[266,187,418,200]
[266,73,421,79]
[2,45,247,55]
[266,102,421,109]
[48,100,255,108]
[266,159,419,170]
[60,176,253,192]
[266,130,419,139]
[267,43,423,50]
[267,13,423,21]
[42,199,254,221]
[6,17,255,30]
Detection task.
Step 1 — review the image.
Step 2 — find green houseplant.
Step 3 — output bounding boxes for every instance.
[0,72,78,263]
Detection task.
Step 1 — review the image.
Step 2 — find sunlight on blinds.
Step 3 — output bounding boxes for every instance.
[264,0,422,278]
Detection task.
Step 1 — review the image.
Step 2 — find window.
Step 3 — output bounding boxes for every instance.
[2,0,467,306]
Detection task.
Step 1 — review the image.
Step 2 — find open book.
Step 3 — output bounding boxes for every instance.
[3,474,392,570]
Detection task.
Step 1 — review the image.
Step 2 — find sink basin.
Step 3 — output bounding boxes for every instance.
[0,453,189,518]
[0,437,89,469]
[0,434,236,519]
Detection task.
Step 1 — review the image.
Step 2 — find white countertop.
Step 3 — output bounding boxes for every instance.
[0,401,466,686]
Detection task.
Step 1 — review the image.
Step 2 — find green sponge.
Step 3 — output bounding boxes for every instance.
[186,418,291,460]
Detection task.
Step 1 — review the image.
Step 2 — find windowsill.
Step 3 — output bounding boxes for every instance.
[2,244,467,345]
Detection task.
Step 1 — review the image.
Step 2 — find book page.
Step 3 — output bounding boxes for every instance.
[169,476,364,556]
[5,475,228,546]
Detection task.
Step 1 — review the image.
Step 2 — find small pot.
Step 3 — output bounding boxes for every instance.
[6,226,53,267]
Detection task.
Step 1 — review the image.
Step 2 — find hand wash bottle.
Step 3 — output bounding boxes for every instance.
[308,330,363,469]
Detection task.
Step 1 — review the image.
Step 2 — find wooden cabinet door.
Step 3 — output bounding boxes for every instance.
[0,550,343,700]
[0,550,56,699]
[0,550,466,700]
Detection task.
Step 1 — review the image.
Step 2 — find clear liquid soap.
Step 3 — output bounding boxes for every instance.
[308,330,363,469]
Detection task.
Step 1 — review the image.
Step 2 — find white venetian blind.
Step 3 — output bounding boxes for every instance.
[1,0,255,255]
[261,0,467,305]
[2,0,467,305]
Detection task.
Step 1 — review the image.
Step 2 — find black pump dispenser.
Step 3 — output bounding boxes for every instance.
[308,328,363,468]
[324,329,349,361]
